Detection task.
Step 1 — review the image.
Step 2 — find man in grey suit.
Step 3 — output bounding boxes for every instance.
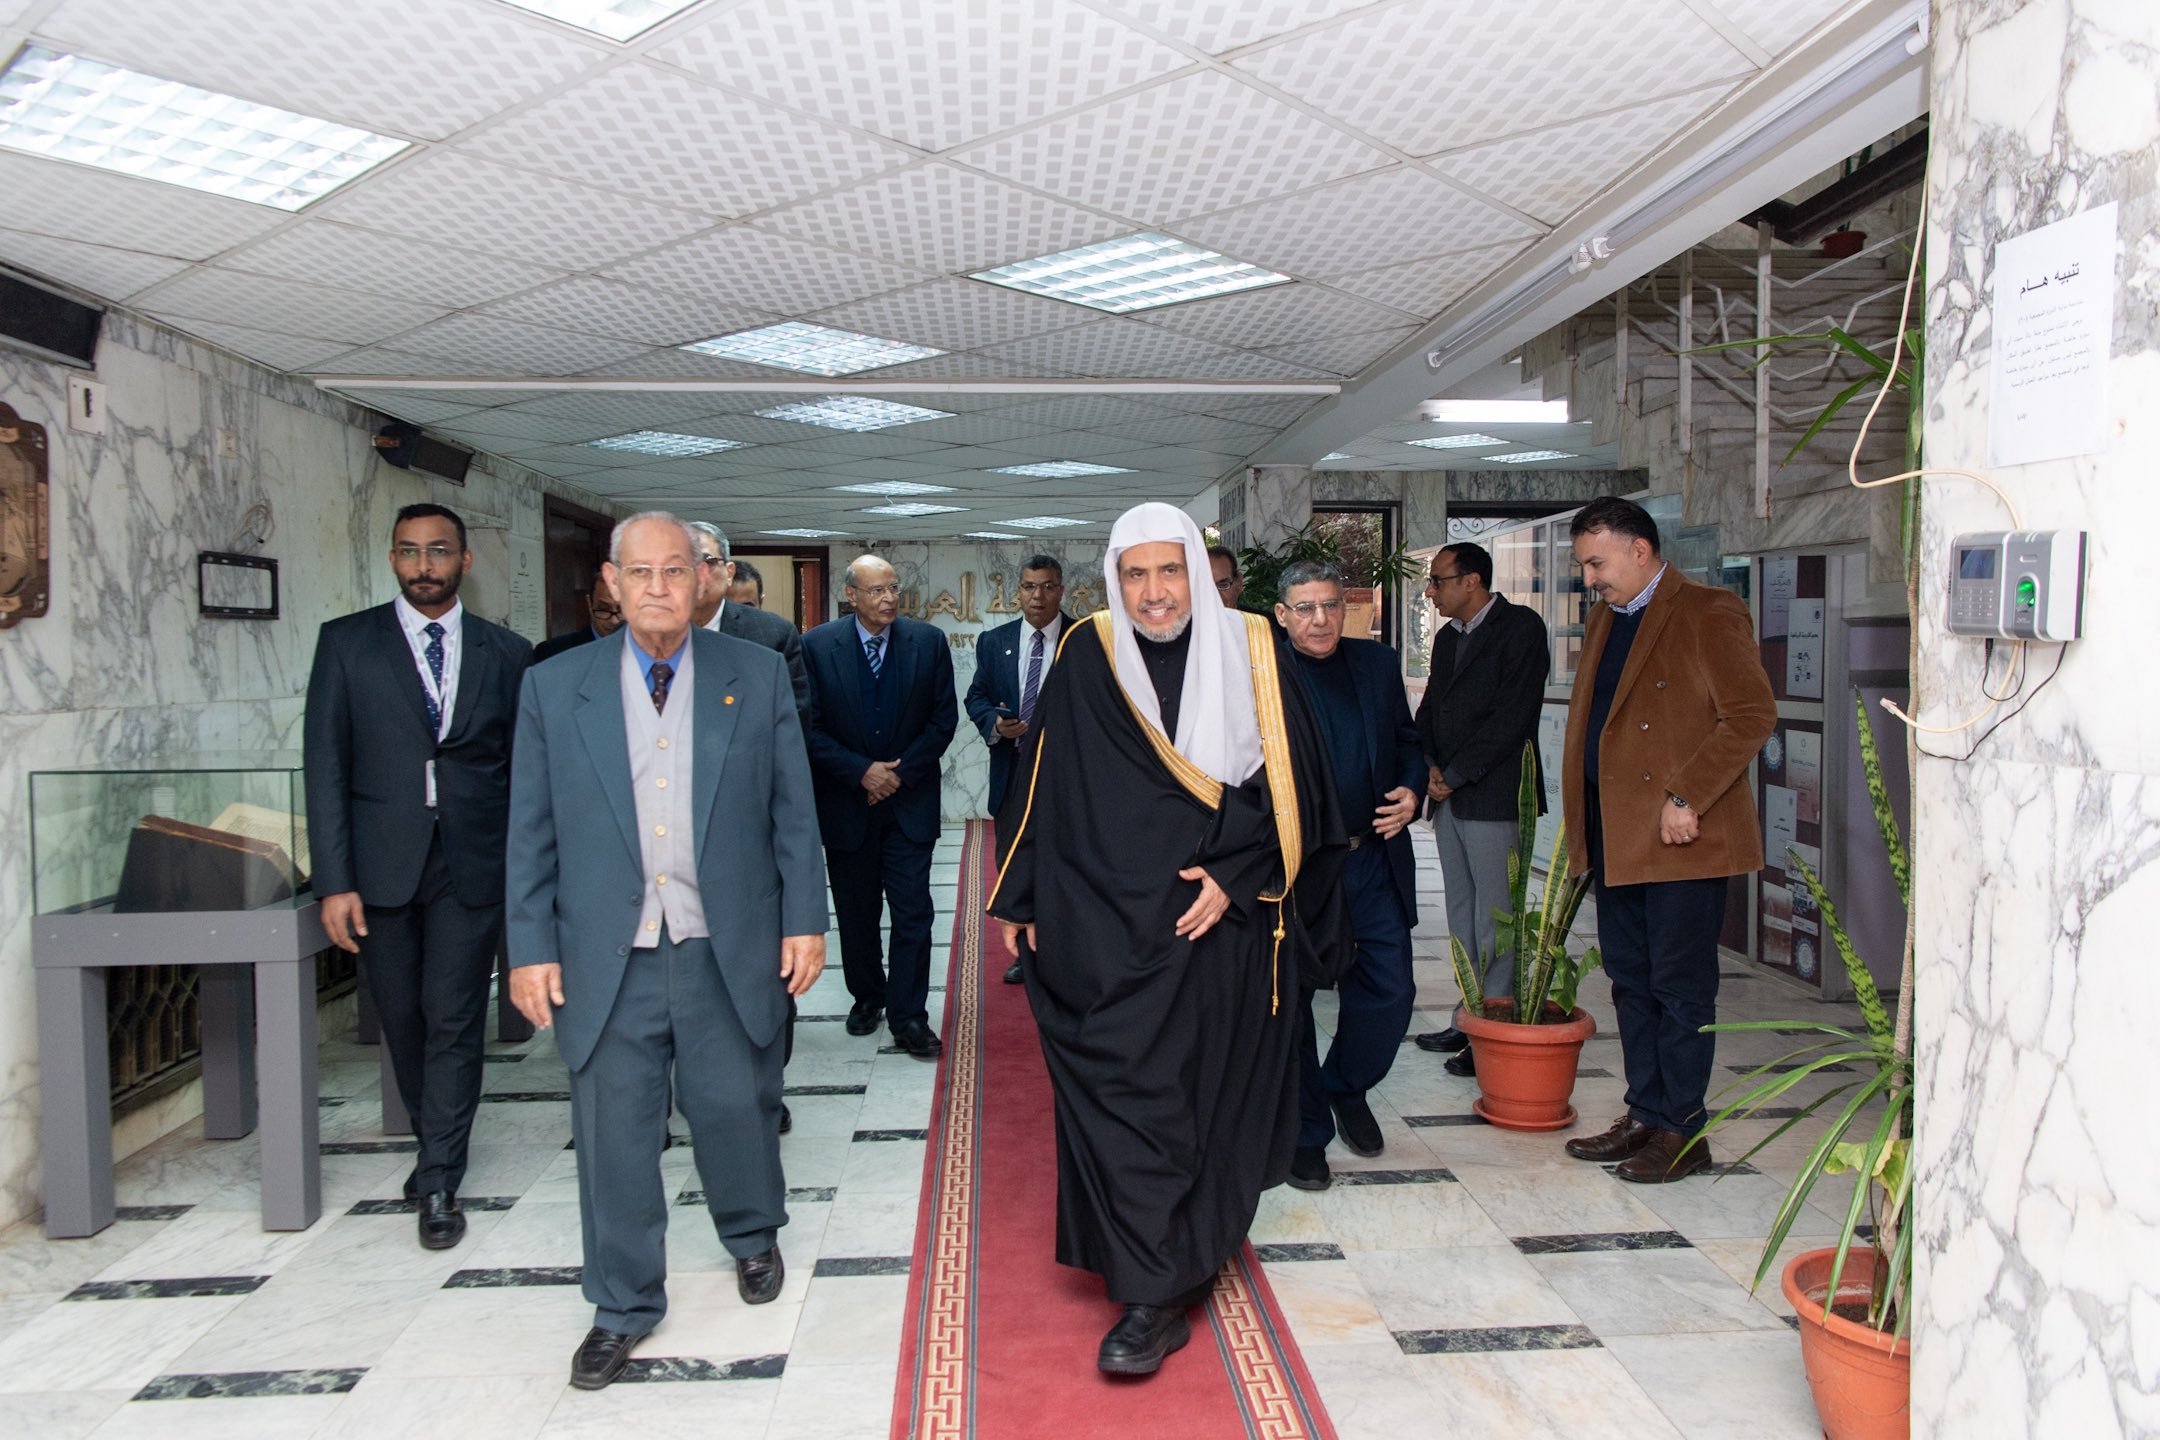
[689,521,809,718]
[506,511,827,1391]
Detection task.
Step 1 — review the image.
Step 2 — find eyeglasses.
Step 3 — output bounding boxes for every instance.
[1213,576,1238,592]
[697,554,728,569]
[393,544,458,562]
[1425,572,1464,589]
[1018,581,1062,595]
[852,583,902,598]
[1285,599,1344,618]
[617,564,695,588]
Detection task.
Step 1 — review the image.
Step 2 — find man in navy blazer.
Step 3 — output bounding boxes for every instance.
[1275,560,1424,1191]
[505,512,827,1390]
[802,554,957,1057]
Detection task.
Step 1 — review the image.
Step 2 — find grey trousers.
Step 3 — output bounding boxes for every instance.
[1433,804,1520,998]
[568,930,786,1337]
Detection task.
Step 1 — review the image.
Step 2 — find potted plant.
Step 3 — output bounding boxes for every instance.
[1448,741,1603,1131]
[1692,689,1911,1439]
[1234,517,1423,614]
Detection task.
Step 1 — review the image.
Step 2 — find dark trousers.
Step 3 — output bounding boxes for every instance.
[570,931,785,1337]
[360,831,500,1194]
[1593,873,1727,1136]
[827,806,936,1027]
[1297,843,1416,1148]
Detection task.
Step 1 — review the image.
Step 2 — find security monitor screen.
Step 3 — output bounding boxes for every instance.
[1958,547,1997,580]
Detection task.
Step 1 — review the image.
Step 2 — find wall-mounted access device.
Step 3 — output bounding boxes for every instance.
[1946,530,2087,641]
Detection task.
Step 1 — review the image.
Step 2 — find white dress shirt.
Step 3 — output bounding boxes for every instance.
[1011,613,1064,732]
[393,595,462,808]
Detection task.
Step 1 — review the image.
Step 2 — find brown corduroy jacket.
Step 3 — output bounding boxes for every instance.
[1562,570,1777,887]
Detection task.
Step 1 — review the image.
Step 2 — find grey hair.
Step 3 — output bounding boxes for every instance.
[1278,559,1344,593]
[608,510,697,564]
[843,553,894,589]
[686,519,730,562]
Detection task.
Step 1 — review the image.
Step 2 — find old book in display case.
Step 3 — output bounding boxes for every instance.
[113,815,296,913]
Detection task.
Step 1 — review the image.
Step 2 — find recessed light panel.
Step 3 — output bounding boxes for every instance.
[860,502,968,517]
[1420,399,1572,423]
[0,46,409,211]
[763,527,850,538]
[1405,433,1504,451]
[587,430,746,457]
[999,516,1088,530]
[833,481,958,496]
[494,0,702,41]
[990,461,1134,478]
[757,396,955,432]
[966,531,1023,540]
[1319,452,1354,462]
[1485,450,1578,463]
[972,232,1293,314]
[685,321,944,376]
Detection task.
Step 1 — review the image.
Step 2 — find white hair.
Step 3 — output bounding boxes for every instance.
[608,511,696,564]
[686,519,730,562]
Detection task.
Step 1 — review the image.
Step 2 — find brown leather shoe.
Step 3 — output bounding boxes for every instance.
[1614,1129,1711,1184]
[1564,1115,1654,1162]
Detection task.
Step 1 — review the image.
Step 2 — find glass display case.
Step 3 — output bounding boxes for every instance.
[30,754,308,916]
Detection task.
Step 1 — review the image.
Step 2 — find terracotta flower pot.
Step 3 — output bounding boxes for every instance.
[1782,1248,1911,1440]
[1820,228,1867,259]
[1453,1001,1595,1131]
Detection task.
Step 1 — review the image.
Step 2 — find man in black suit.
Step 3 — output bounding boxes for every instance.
[802,554,957,1058]
[304,502,533,1249]
[689,522,808,718]
[963,554,1073,985]
[535,573,621,663]
[1411,541,1552,1074]
[1275,561,1424,1191]
[728,558,766,609]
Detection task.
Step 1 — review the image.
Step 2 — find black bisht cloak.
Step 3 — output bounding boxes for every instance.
[988,612,1347,1306]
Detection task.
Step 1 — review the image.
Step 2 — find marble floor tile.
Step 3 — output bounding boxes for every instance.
[1297,1338,1450,1440]
[641,1284,806,1363]
[1405,1347,1686,1438]
[276,1211,512,1285]
[0,1294,245,1393]
[1249,1186,1335,1245]
[837,1139,929,1195]
[765,1358,898,1438]
[774,1137,852,1191]
[85,1206,332,1282]
[534,1377,780,1438]
[1449,1161,1671,1238]
[463,1200,587,1272]
[1,1388,132,1439]
[166,1276,441,1372]
[312,1372,564,1440]
[0,1291,61,1344]
[0,1220,162,1300]
[785,1274,908,1367]
[84,1393,350,1438]
[1257,1258,1395,1348]
[1603,1330,1823,1439]
[820,1191,920,1260]
[1692,1235,1843,1322]
[1529,1249,1794,1338]
[776,1095,866,1140]
[1346,1245,1580,1332]
[371,1286,597,1379]
[1312,1176,1512,1251]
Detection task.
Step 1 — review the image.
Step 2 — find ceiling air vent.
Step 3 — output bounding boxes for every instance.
[372,420,472,486]
[0,270,102,369]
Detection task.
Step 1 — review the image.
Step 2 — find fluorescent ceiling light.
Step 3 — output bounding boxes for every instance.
[1405,433,1504,451]
[493,0,702,41]
[990,461,1134,478]
[1420,399,1572,423]
[860,502,967,517]
[686,321,944,376]
[832,481,957,496]
[966,531,1023,539]
[756,396,954,432]
[1485,449,1578,463]
[973,232,1292,314]
[1000,515,1088,530]
[1319,452,1353,461]
[0,46,408,210]
[587,430,745,457]
[763,527,849,538]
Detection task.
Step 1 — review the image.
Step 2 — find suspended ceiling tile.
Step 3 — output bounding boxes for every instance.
[34,0,603,140]
[317,152,710,270]
[910,445,1044,470]
[0,228,193,300]
[759,163,1125,275]
[883,413,1045,446]
[1084,445,1239,475]
[1169,351,1336,380]
[1137,282,1415,347]
[478,276,779,347]
[1703,0,1855,57]
[218,221,569,309]
[1010,429,1162,458]
[952,69,1389,225]
[426,411,621,447]
[1427,87,1730,227]
[1259,325,1420,377]
[787,433,957,460]
[511,442,651,469]
[990,394,1187,430]
[385,314,652,375]
[815,458,974,483]
[812,278,1093,354]
[865,351,1066,382]
[508,393,741,427]
[1107,414,1278,447]
[572,348,803,380]
[1175,168,1540,279]
[652,0,1189,152]
[350,394,491,426]
[0,152,288,261]
[133,269,448,345]
[1100,0,1380,55]
[688,414,851,446]
[459,61,911,216]
[979,317,1248,378]
[600,226,933,317]
[1199,395,1324,427]
[1325,240,1535,312]
[162,319,357,373]
[1232,0,1752,158]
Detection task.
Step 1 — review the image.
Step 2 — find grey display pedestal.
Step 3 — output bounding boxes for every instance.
[34,902,326,1239]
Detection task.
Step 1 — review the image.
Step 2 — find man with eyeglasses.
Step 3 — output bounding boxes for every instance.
[1206,544,1247,610]
[304,503,534,1250]
[1409,542,1551,1072]
[963,553,1075,984]
[1273,560,1424,1191]
[505,511,826,1388]
[535,572,621,662]
[689,522,808,719]
[802,554,958,1058]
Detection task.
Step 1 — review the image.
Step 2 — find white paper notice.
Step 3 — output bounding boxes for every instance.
[1786,729,1822,825]
[1762,555,1797,637]
[1988,202,2118,467]
[1786,599,1825,699]
[1764,783,1799,865]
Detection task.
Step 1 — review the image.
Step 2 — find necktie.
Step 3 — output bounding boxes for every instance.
[1019,628,1046,726]
[865,633,884,680]
[648,660,674,715]
[421,621,445,733]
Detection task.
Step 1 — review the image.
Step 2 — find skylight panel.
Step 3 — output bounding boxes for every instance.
[972,232,1292,315]
[587,430,745,457]
[860,502,968,517]
[757,396,954,432]
[999,516,1088,530]
[685,321,943,376]
[494,0,703,41]
[990,461,1135,479]
[1485,449,1578,463]
[832,481,957,496]
[1405,433,1505,451]
[763,527,850,538]
[0,46,409,210]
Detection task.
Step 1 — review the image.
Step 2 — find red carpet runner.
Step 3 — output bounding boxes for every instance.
[891,820,1338,1440]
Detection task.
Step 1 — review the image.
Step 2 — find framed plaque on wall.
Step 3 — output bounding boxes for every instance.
[0,400,51,630]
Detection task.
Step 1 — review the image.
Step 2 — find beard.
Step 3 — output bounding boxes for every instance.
[1133,611,1191,644]
[399,569,462,608]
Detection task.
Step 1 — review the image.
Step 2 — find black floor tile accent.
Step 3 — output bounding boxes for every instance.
[852,1128,928,1142]
[346,1195,519,1216]
[812,1256,911,1277]
[1594,1159,1760,1179]
[1403,1114,1483,1128]
[789,1186,838,1203]
[1512,1230,1693,1255]
[483,1053,528,1063]
[1577,1067,1616,1078]
[114,1204,194,1222]
[133,1367,367,1401]
[795,1014,854,1023]
[478,1090,573,1103]
[1255,1243,1347,1263]
[1727,1062,1854,1075]
[1395,1323,1602,1355]
[1330,1167,1457,1186]
[784,1083,868,1096]
[617,1354,786,1383]
[318,1097,349,1108]
[1720,970,1759,980]
[443,1266,582,1288]
[67,1276,269,1301]
[321,1140,418,1155]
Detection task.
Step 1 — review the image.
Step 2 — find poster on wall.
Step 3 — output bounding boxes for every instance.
[0,402,51,630]
[1786,729,1822,824]
[1987,201,2118,467]
[1786,598,1825,699]
[1761,554,1797,638]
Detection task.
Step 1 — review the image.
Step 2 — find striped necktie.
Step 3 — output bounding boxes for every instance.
[1019,628,1046,725]
[421,621,445,732]
[865,633,885,679]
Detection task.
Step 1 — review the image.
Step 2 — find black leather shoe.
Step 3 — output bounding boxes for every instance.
[845,1002,884,1037]
[569,1326,639,1390]
[1286,1145,1331,1192]
[1097,1303,1192,1376]
[417,1191,465,1250]
[402,1173,419,1204]
[1414,1026,1470,1053]
[1444,1049,1476,1078]
[736,1246,785,1304]
[1329,1093,1385,1158]
[779,1102,793,1135]
[1003,962,1024,985]
[1565,1114,1655,1162]
[892,1020,943,1059]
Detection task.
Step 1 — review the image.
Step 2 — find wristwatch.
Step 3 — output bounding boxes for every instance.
[1667,795,1689,809]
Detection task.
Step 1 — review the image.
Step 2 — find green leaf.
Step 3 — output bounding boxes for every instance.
[1853,689,1910,909]
[1449,932,1484,1014]
[1786,848,1895,1050]
[1781,375,1877,462]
